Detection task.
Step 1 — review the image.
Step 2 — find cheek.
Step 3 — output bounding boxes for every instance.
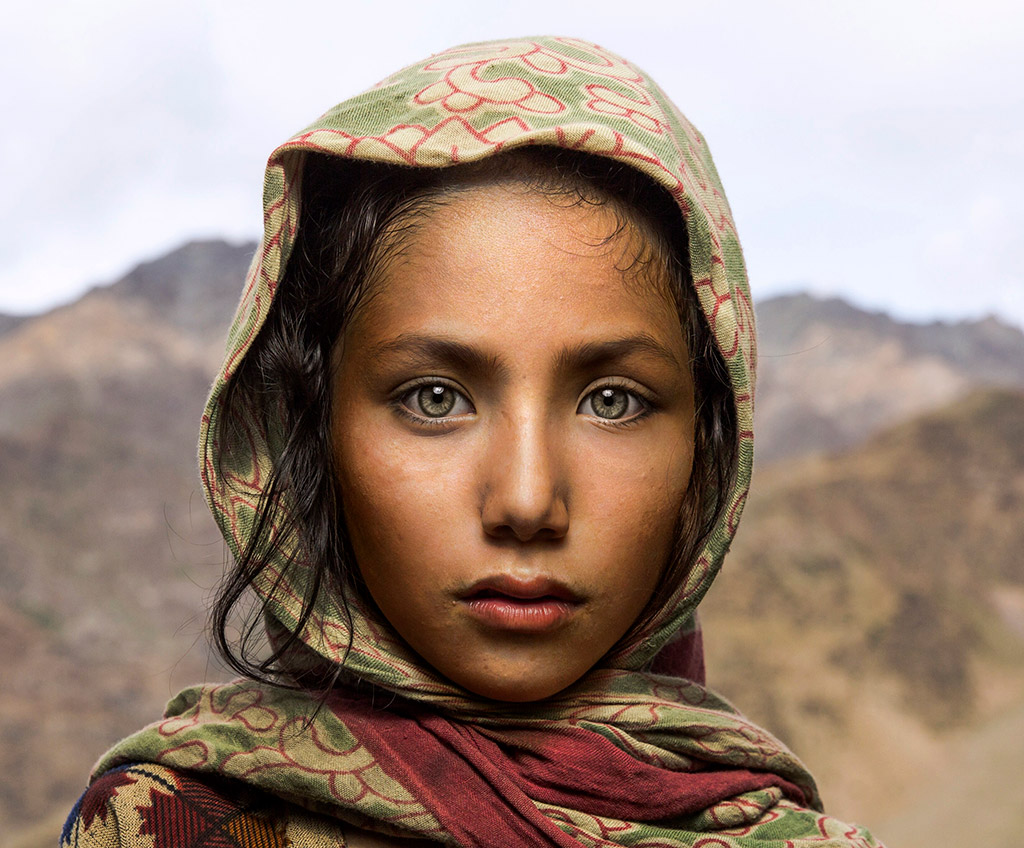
[584,428,693,530]
[332,419,471,588]
[576,429,694,599]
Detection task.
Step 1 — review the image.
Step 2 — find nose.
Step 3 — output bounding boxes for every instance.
[480,410,569,542]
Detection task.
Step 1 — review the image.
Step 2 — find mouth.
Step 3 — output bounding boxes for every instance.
[458,576,582,633]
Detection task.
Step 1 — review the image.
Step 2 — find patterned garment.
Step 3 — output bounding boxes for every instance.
[64,37,883,847]
[62,763,349,846]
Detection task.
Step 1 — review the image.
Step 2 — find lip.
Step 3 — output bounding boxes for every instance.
[459,575,582,633]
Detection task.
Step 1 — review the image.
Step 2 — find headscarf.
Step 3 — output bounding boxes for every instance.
[87,37,881,846]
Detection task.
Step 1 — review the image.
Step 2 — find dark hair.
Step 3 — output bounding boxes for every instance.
[210,147,737,684]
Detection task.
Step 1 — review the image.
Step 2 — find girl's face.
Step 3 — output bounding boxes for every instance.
[332,183,695,702]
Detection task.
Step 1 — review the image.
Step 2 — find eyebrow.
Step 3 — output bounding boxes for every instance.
[368,332,682,376]
[554,334,684,373]
[368,334,510,379]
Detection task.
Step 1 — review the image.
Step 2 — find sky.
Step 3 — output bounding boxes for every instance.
[2,0,1022,328]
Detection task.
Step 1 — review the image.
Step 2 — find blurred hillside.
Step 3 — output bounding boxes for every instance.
[702,388,1024,839]
[0,241,252,837]
[1,240,1022,846]
[755,293,1024,461]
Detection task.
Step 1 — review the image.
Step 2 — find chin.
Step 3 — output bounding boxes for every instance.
[475,683,566,703]
[455,666,586,703]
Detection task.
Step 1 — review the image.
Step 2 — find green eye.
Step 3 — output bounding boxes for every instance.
[418,385,457,417]
[592,388,628,419]
[400,382,473,420]
[579,386,646,422]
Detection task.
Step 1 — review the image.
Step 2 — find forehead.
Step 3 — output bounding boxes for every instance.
[347,184,685,353]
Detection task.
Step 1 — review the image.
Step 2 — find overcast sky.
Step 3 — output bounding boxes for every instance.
[2,0,1022,328]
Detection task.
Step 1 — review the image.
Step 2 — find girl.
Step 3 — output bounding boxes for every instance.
[63,37,882,847]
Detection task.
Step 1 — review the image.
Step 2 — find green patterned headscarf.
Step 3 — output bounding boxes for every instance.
[91,37,882,847]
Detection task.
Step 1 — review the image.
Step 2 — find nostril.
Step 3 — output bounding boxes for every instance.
[485,518,568,544]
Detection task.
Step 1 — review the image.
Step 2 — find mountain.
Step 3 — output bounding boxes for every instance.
[100,239,256,341]
[0,312,26,336]
[0,239,254,344]
[0,242,251,832]
[2,240,1022,843]
[701,387,1024,828]
[754,293,1024,461]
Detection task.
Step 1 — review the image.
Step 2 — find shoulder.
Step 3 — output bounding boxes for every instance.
[766,799,887,847]
[60,763,294,847]
[60,764,433,847]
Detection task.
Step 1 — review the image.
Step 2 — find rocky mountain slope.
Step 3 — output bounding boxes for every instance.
[0,242,250,831]
[0,313,25,336]
[701,387,1024,830]
[755,293,1024,461]
[1,240,1022,843]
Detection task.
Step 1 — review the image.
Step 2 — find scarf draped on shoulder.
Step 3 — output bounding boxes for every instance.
[88,36,881,847]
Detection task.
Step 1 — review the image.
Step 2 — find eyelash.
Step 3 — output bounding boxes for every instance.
[390,378,653,428]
